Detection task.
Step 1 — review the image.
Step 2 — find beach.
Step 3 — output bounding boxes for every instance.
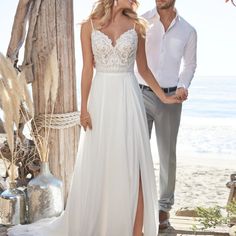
[151,137,236,215]
[161,156,235,214]
[0,132,235,215]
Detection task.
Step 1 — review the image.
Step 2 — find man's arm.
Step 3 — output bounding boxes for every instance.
[178,28,197,89]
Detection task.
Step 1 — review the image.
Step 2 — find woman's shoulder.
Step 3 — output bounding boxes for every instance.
[84,17,104,31]
[81,19,92,31]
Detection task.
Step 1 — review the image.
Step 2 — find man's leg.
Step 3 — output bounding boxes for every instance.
[141,89,157,138]
[154,96,182,213]
[141,88,182,229]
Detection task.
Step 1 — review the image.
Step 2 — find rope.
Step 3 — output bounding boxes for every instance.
[34,111,81,130]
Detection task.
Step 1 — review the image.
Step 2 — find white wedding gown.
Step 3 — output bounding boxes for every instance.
[8,25,159,236]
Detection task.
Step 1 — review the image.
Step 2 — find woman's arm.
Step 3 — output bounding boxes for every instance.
[136,28,180,104]
[80,21,94,130]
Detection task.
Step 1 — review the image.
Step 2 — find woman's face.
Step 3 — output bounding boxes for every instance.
[117,0,137,10]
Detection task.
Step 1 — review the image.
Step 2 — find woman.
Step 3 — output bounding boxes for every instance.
[8,0,181,235]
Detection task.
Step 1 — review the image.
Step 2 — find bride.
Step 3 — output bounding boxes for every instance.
[8,0,181,235]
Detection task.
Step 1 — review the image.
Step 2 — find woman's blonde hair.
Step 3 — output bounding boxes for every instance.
[89,0,147,37]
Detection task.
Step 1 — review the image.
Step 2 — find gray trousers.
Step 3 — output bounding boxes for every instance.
[141,88,182,212]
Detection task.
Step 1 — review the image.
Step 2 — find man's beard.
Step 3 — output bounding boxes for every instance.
[156,0,175,9]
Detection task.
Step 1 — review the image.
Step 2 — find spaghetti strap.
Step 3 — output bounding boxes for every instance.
[90,19,94,31]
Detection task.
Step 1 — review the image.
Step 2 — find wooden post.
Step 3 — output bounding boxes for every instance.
[31,0,79,200]
[0,119,4,134]
[7,0,80,201]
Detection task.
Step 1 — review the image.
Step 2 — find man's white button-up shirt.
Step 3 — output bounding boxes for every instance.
[136,7,197,89]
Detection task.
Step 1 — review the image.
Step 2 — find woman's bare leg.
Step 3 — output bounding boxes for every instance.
[133,177,144,236]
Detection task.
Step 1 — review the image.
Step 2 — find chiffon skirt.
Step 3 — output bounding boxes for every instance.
[8,71,159,236]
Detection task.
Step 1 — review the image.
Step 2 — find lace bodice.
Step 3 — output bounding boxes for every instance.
[91,29,138,73]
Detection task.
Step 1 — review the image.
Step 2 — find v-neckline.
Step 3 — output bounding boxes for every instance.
[94,28,136,47]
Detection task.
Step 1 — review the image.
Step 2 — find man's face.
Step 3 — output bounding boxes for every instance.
[156,0,175,9]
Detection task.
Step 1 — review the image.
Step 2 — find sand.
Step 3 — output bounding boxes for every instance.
[0,133,235,215]
[153,155,235,215]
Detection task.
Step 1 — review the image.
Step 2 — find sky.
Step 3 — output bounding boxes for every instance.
[0,0,236,77]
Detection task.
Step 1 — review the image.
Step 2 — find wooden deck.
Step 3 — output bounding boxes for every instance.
[0,216,231,236]
[159,216,230,235]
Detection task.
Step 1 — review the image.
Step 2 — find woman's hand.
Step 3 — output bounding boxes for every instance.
[80,111,92,131]
[162,94,183,104]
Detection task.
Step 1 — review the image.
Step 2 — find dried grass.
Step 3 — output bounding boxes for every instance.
[0,54,22,130]
[0,46,59,168]
[18,71,34,117]
[0,80,19,182]
[0,80,14,155]
[44,46,59,107]
[0,53,17,83]
[44,47,59,153]
[49,46,59,104]
[0,54,34,179]
[0,150,11,178]
[0,53,22,101]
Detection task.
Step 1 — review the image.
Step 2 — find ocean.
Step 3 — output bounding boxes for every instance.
[176,76,236,159]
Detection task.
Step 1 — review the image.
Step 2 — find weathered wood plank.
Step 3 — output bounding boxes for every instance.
[28,0,79,201]
[0,121,4,134]
[158,216,230,236]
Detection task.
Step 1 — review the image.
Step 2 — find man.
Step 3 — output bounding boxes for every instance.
[136,0,197,230]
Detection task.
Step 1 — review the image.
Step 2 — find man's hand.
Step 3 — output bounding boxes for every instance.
[175,87,188,101]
